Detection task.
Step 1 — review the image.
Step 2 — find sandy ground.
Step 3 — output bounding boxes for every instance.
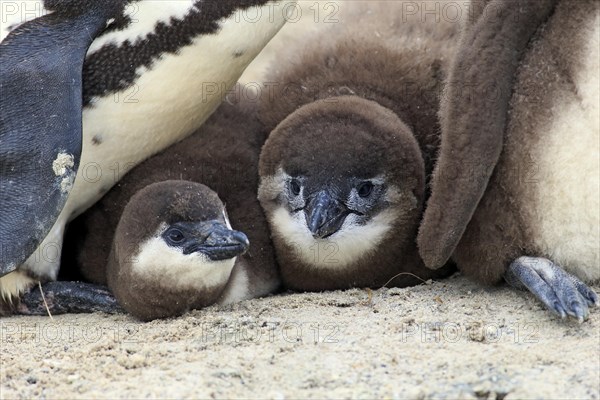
[2,2,599,399]
[1,275,599,399]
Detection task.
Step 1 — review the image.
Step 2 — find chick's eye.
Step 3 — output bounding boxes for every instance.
[166,228,185,244]
[357,182,374,198]
[290,179,301,196]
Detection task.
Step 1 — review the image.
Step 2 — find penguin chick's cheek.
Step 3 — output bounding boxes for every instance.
[270,206,397,269]
[132,235,236,292]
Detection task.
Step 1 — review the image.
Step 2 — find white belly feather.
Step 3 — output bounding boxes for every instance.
[75,0,295,217]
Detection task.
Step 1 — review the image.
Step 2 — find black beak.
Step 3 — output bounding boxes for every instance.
[304,191,349,239]
[184,221,250,261]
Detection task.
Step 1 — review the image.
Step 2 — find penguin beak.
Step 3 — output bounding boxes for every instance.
[185,221,250,261]
[304,191,349,239]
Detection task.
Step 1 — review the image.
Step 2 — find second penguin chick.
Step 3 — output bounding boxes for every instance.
[62,97,279,320]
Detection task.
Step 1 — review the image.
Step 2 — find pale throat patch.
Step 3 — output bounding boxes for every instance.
[132,225,236,292]
[270,207,396,270]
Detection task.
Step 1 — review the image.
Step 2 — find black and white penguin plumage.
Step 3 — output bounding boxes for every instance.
[41,96,279,320]
[0,0,294,304]
[418,0,599,320]
[257,2,459,291]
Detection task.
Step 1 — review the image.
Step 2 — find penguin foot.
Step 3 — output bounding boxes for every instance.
[16,282,123,316]
[505,256,599,322]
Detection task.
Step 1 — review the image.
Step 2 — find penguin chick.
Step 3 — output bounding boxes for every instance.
[257,2,459,291]
[107,181,249,321]
[41,96,279,320]
[259,97,453,291]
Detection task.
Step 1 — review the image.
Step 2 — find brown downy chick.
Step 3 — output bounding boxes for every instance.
[59,96,279,320]
[257,1,460,291]
[107,181,249,320]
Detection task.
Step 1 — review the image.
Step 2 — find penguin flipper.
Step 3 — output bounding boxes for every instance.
[505,257,599,322]
[16,281,123,315]
[416,0,559,269]
[0,2,123,275]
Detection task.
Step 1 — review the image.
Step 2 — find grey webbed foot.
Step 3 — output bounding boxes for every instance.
[505,256,599,322]
[16,282,123,315]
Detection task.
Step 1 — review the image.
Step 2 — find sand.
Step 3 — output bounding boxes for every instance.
[2,275,599,399]
[2,2,599,399]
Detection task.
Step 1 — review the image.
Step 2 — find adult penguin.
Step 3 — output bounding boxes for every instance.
[0,0,294,304]
[418,0,599,321]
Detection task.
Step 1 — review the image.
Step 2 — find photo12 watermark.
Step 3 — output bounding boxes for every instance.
[399,321,540,344]
[197,321,341,345]
[0,321,141,344]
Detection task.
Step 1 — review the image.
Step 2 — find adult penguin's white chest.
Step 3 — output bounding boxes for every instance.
[75,0,295,217]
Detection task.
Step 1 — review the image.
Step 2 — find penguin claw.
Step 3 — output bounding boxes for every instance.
[572,279,599,308]
[505,256,597,322]
[550,300,567,319]
[16,281,123,316]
